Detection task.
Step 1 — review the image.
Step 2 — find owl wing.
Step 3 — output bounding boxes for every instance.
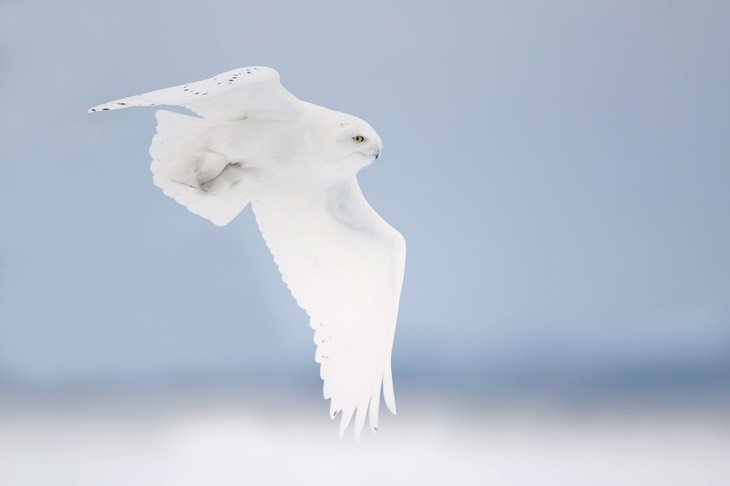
[251,179,406,440]
[89,66,302,121]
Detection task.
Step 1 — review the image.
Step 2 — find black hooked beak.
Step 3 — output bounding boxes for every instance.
[375,150,380,160]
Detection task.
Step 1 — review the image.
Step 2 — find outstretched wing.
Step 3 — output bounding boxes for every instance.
[251,179,406,440]
[89,66,302,121]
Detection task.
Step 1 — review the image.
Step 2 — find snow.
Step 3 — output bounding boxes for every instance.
[1,391,728,485]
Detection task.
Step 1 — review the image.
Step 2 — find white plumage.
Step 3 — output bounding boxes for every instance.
[89,66,406,439]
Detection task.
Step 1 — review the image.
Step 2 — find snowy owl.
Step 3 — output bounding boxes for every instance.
[89,66,406,439]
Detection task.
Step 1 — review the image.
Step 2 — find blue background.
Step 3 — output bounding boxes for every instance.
[2,0,728,395]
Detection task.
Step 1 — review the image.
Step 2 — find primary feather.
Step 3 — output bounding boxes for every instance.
[90,66,406,439]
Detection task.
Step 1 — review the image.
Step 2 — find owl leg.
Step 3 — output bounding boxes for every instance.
[199,161,247,194]
[170,149,246,194]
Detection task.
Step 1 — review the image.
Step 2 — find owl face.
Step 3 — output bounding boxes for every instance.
[300,109,383,181]
[334,116,382,161]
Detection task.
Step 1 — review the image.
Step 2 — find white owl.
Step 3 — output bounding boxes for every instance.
[89,66,406,439]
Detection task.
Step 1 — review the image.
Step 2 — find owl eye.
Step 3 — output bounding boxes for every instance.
[352,135,365,143]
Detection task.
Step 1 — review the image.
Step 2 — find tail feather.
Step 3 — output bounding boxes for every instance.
[150,110,252,226]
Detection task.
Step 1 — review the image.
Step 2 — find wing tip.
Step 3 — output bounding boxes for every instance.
[88,98,159,113]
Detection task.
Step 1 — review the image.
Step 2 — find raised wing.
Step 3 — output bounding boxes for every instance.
[251,179,406,439]
[89,66,302,121]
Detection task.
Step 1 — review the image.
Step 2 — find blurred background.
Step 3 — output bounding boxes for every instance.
[1,0,729,484]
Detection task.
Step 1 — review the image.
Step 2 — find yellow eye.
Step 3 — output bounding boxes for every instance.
[352,135,365,143]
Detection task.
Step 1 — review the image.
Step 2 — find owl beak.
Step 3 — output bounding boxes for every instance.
[374,150,380,160]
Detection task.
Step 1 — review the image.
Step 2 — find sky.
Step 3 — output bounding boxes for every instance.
[1,0,729,396]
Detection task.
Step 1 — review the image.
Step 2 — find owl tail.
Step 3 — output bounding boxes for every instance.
[149,110,254,226]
